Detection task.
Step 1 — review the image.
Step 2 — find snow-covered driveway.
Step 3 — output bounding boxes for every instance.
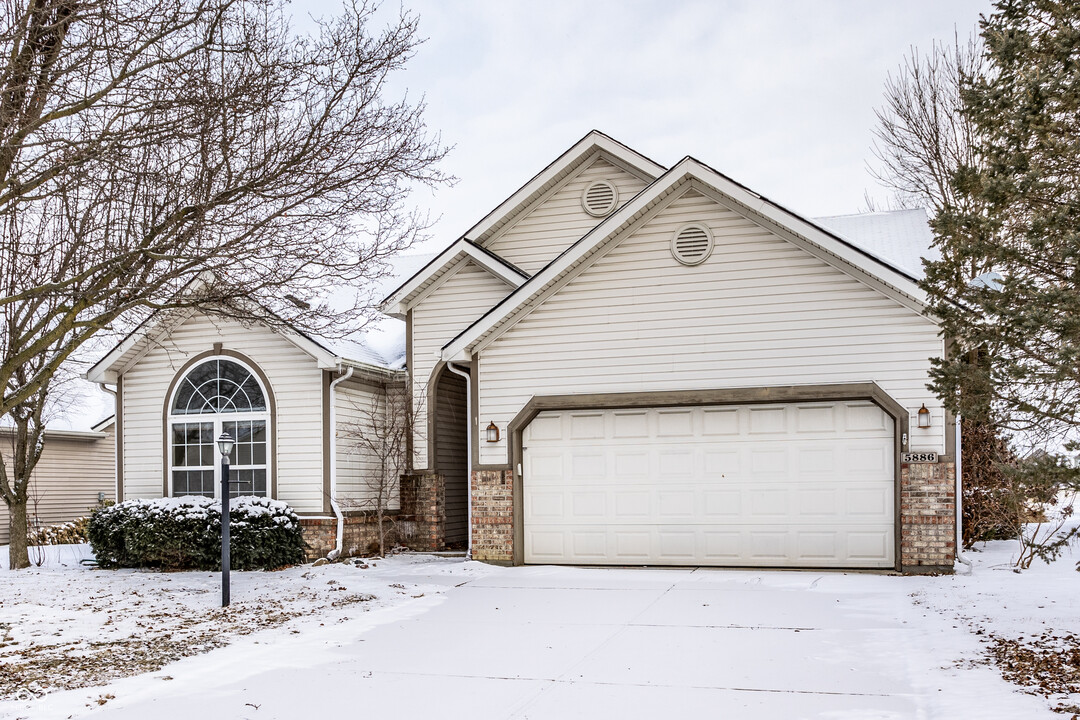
[29,561,1052,720]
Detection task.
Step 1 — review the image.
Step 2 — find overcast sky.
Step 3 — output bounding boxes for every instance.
[332,0,991,252]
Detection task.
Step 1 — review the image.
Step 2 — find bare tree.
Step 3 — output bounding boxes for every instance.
[0,0,449,568]
[340,382,416,557]
[870,32,984,220]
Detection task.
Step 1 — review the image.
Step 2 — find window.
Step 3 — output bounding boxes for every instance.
[168,358,270,498]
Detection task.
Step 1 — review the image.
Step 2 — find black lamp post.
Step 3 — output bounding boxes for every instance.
[217,431,235,607]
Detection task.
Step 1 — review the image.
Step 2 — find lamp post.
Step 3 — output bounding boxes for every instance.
[217,431,235,607]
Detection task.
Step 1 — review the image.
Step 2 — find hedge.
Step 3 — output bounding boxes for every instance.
[88,496,305,570]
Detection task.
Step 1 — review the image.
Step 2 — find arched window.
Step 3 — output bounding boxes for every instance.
[168,358,270,498]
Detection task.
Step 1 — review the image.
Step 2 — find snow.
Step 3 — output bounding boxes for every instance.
[814,207,941,280]
[1,535,1078,719]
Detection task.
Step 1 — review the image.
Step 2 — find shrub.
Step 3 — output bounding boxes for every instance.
[88,496,305,571]
[27,517,90,546]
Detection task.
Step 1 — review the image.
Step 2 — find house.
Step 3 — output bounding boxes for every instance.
[0,417,116,545]
[88,131,957,572]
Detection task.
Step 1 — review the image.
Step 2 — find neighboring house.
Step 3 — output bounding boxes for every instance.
[89,131,957,573]
[0,417,116,545]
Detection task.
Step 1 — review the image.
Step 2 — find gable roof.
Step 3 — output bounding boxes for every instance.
[86,254,437,384]
[440,157,933,363]
[381,238,528,319]
[464,130,667,246]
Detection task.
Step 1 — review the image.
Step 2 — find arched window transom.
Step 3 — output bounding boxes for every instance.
[168,357,270,499]
[171,359,266,415]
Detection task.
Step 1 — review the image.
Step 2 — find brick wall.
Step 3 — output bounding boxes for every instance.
[471,469,513,563]
[299,518,336,560]
[900,460,956,572]
[398,472,444,551]
[299,473,446,561]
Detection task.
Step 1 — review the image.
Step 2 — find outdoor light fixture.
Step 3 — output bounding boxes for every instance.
[217,432,235,457]
[917,404,931,429]
[485,421,500,443]
[217,431,234,607]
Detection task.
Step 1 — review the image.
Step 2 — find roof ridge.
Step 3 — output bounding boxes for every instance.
[814,207,928,220]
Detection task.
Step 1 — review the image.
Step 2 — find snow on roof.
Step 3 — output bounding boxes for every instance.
[0,380,115,435]
[306,252,436,370]
[813,208,939,280]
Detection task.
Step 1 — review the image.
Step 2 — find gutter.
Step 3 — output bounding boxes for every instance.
[98,383,119,503]
[445,362,473,560]
[326,366,355,560]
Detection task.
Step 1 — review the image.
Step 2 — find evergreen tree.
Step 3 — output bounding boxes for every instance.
[925,0,1080,482]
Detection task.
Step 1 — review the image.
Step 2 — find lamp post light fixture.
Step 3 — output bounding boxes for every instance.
[217,431,235,607]
[917,404,931,429]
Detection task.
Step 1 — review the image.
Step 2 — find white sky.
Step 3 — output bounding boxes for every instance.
[305,0,991,251]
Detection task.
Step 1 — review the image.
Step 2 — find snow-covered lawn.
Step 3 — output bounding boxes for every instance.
[0,537,1077,719]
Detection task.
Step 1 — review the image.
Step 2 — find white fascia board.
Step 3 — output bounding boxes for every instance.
[441,157,930,362]
[690,164,928,306]
[278,328,341,369]
[464,131,666,243]
[84,272,219,384]
[85,307,197,384]
[382,239,527,318]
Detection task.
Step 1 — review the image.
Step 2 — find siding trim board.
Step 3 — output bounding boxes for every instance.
[383,239,528,318]
[322,370,332,514]
[466,131,665,245]
[690,180,927,316]
[116,377,124,500]
[443,158,931,363]
[481,150,605,249]
[159,347,279,499]
[505,383,909,571]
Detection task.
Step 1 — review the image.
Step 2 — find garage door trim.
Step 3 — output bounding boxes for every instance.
[506,383,909,571]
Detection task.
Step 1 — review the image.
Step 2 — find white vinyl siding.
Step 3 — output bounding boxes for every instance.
[410,261,514,469]
[478,189,944,466]
[335,379,399,511]
[120,313,326,513]
[523,403,895,568]
[0,427,115,544]
[484,158,650,274]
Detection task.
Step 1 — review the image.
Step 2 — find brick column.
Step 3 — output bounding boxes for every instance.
[398,472,444,551]
[900,460,956,572]
[471,469,513,563]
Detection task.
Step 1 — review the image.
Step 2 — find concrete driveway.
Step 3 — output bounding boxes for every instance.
[69,563,1044,720]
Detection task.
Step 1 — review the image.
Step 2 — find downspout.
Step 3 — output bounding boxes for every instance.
[97,383,119,503]
[327,365,354,560]
[955,414,973,574]
[445,362,473,560]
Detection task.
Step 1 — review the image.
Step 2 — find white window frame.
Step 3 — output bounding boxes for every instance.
[166,357,273,499]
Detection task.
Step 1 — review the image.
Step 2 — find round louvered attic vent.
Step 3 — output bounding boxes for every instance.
[671,224,713,266]
[581,180,618,217]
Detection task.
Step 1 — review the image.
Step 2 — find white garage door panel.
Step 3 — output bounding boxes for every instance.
[523,402,895,568]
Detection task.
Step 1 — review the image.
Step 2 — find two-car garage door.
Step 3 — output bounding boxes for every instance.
[522,401,895,569]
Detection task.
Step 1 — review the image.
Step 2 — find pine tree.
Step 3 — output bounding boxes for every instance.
[925,0,1080,482]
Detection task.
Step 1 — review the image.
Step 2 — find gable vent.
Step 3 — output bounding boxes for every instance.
[582,180,618,217]
[671,224,714,266]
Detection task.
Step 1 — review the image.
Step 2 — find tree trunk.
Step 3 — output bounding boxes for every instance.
[7,498,29,569]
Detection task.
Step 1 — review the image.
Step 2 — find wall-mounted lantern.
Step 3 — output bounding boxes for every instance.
[917,404,931,429]
[485,421,500,443]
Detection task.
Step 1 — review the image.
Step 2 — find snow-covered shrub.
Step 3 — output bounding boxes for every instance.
[88,496,305,571]
[26,518,90,546]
